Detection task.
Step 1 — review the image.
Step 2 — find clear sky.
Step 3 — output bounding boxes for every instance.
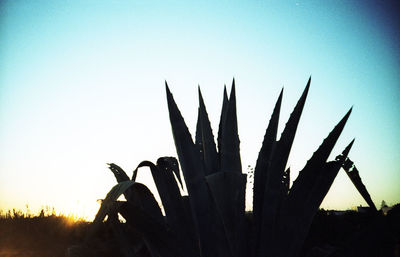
[0,0,399,220]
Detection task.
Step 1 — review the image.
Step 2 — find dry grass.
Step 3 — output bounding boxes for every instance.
[0,209,90,257]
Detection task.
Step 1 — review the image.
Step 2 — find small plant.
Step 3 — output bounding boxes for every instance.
[85,78,359,257]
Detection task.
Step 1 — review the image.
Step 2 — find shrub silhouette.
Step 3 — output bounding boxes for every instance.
[85,78,358,257]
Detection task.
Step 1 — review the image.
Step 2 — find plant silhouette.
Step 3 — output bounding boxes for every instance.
[81,78,370,257]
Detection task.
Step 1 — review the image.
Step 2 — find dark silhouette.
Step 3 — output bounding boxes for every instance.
[0,209,90,257]
[75,78,384,257]
[301,205,400,257]
[341,157,377,211]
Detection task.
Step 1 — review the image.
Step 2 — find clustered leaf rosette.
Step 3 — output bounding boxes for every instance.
[89,78,359,257]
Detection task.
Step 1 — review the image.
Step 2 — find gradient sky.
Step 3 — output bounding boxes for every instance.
[1,0,399,220]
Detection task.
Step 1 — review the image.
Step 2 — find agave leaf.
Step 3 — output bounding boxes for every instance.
[121,184,167,257]
[157,156,184,190]
[252,88,283,244]
[132,160,188,225]
[196,87,218,176]
[282,167,290,194]
[107,163,135,202]
[132,183,165,225]
[341,155,377,210]
[288,107,352,202]
[166,82,230,257]
[156,157,199,251]
[93,180,136,224]
[272,78,310,179]
[165,82,205,182]
[269,111,352,257]
[108,163,130,182]
[307,139,354,209]
[264,111,352,257]
[132,160,168,196]
[86,180,136,241]
[195,107,204,158]
[106,201,147,257]
[217,85,229,156]
[182,195,197,235]
[93,180,189,257]
[346,165,376,210]
[132,161,182,198]
[273,140,354,257]
[258,78,310,257]
[91,181,165,229]
[119,201,200,257]
[220,79,242,173]
[206,172,247,257]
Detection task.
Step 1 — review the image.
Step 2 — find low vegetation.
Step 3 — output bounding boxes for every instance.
[1,205,399,257]
[0,208,90,257]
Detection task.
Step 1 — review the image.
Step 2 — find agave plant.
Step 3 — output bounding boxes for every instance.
[341,157,377,211]
[85,78,359,257]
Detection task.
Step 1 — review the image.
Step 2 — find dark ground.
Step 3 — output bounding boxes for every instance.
[300,205,400,257]
[0,211,90,257]
[1,205,399,257]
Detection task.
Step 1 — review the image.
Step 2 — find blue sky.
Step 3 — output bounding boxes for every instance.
[0,0,399,219]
